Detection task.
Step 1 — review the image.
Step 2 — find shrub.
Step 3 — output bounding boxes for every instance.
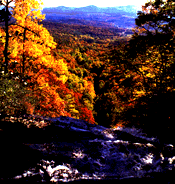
[0,71,37,118]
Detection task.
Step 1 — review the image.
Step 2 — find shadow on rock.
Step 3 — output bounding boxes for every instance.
[0,140,42,180]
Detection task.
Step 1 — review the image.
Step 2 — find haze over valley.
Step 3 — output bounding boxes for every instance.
[42,5,141,29]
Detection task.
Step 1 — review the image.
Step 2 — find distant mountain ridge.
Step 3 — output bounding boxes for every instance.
[43,5,139,14]
[42,5,141,28]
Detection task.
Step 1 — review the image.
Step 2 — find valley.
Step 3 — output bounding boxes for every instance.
[41,5,140,29]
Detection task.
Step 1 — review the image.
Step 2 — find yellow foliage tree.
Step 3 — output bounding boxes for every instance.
[0,0,71,117]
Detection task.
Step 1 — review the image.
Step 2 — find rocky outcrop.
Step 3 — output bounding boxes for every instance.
[0,114,175,183]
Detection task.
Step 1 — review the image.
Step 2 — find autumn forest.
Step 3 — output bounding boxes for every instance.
[0,0,175,141]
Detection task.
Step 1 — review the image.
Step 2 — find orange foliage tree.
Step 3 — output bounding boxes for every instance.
[0,0,96,124]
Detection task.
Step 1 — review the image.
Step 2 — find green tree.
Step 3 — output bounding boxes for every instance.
[129,0,175,93]
[0,71,35,118]
[122,0,175,146]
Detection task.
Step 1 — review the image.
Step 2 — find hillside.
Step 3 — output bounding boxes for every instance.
[1,0,175,143]
[0,0,175,183]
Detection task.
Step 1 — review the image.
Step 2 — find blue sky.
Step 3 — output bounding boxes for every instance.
[41,0,148,9]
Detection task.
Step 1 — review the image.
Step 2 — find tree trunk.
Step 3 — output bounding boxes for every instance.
[4,1,9,73]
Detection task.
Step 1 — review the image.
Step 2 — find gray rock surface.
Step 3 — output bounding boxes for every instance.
[0,114,175,183]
